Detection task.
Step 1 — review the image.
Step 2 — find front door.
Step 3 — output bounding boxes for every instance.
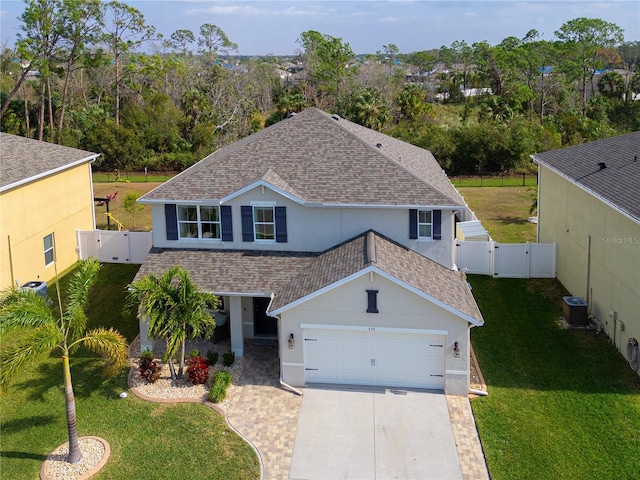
[253,297,277,336]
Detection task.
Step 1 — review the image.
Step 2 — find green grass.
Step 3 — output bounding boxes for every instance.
[0,264,260,480]
[93,182,161,232]
[93,172,175,183]
[469,276,640,480]
[457,187,537,243]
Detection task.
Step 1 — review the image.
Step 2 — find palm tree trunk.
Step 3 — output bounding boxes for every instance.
[63,354,82,463]
[177,339,186,379]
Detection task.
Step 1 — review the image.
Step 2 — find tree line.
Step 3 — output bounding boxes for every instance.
[1,0,638,175]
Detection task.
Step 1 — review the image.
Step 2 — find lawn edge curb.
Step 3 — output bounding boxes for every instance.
[40,436,110,480]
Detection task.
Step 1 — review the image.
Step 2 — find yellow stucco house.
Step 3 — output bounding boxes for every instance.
[0,133,99,291]
[532,131,640,375]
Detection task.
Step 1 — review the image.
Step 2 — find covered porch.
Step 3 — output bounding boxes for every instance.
[133,247,318,357]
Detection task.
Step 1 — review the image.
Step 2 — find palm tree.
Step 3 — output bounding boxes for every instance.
[0,258,128,464]
[352,87,389,131]
[127,266,218,379]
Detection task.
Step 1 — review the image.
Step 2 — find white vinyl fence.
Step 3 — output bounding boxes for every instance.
[455,241,556,278]
[77,230,152,264]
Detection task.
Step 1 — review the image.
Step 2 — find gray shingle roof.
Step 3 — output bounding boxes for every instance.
[532,131,640,222]
[0,133,98,192]
[270,230,483,324]
[133,233,482,325]
[141,108,465,207]
[133,248,318,294]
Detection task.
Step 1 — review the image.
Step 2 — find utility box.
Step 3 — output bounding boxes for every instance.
[21,281,48,301]
[563,296,588,326]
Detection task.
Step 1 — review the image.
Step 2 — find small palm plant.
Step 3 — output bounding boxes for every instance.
[126,265,219,380]
[0,259,128,463]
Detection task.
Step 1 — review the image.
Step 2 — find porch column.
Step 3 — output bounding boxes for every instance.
[139,307,153,352]
[229,296,244,357]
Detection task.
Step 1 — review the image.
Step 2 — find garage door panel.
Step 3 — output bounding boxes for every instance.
[304,328,445,390]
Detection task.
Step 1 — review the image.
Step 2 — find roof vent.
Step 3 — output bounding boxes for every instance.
[598,162,606,170]
[286,112,296,118]
[376,143,382,148]
[331,114,340,121]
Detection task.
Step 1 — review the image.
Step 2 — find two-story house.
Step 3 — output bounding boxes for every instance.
[0,133,99,291]
[136,108,483,395]
[532,132,640,374]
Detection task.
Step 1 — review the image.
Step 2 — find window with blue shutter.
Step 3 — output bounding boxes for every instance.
[221,205,233,241]
[241,206,254,242]
[433,210,442,240]
[165,204,178,240]
[409,209,418,239]
[275,206,287,243]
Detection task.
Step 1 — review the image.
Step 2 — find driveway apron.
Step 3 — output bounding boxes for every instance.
[289,385,463,480]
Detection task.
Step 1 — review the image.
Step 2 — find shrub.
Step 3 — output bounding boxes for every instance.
[139,350,162,383]
[208,370,233,403]
[208,382,227,403]
[222,351,235,367]
[190,348,200,359]
[186,356,210,385]
[206,350,219,365]
[214,370,232,388]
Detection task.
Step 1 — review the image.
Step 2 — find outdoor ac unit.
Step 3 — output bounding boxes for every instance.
[20,281,48,300]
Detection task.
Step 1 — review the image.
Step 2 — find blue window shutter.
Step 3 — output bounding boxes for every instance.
[275,206,287,243]
[165,204,178,240]
[433,210,442,240]
[241,206,254,242]
[221,205,233,241]
[367,290,379,313]
[409,209,418,239]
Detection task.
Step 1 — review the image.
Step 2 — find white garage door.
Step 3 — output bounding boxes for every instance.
[304,328,445,390]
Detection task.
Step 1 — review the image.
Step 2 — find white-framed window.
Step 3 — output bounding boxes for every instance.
[418,210,432,239]
[43,233,54,265]
[178,205,220,239]
[253,206,275,241]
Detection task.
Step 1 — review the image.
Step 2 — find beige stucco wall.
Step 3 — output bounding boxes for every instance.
[538,165,640,363]
[1,163,95,290]
[278,271,472,395]
[150,185,458,268]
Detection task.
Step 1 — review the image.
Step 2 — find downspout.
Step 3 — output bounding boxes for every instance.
[7,235,16,287]
[469,388,488,397]
[586,235,591,307]
[279,375,303,396]
[270,307,303,397]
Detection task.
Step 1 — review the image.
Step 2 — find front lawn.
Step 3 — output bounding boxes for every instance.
[469,276,640,480]
[0,264,260,480]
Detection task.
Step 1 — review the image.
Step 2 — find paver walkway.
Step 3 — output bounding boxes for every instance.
[227,344,490,480]
[226,344,302,480]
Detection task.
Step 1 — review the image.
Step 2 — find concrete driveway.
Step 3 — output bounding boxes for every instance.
[289,384,463,480]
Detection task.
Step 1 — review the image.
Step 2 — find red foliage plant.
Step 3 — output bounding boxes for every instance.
[139,351,162,383]
[186,356,210,384]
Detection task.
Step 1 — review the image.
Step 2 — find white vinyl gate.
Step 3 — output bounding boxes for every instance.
[77,230,153,264]
[455,241,556,278]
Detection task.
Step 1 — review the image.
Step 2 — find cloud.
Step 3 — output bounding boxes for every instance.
[187,4,319,17]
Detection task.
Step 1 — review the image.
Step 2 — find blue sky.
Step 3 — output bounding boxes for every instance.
[1,1,638,55]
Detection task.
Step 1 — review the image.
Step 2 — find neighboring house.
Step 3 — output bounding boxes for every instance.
[532,132,640,373]
[0,133,99,291]
[136,108,483,395]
